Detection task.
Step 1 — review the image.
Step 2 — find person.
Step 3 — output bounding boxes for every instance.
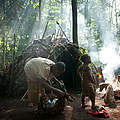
[117,74,120,83]
[77,54,96,109]
[24,57,66,106]
[99,82,115,107]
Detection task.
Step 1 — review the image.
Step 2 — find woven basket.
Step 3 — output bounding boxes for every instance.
[38,94,68,114]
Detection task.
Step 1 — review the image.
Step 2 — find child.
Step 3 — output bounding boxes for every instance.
[99,82,115,106]
[77,54,96,109]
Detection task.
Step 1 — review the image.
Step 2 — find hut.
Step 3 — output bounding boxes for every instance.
[49,43,86,90]
[6,35,86,96]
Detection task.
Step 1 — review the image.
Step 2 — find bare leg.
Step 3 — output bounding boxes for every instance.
[89,95,95,109]
[82,96,85,108]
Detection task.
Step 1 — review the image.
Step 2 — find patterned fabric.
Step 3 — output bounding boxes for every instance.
[27,80,45,105]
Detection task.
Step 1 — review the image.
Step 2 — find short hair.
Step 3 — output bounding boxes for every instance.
[81,54,89,63]
[55,62,66,73]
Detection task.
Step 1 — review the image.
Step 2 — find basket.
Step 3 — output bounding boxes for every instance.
[38,93,69,115]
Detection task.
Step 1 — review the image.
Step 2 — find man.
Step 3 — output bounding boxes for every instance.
[24,57,66,106]
[77,54,96,109]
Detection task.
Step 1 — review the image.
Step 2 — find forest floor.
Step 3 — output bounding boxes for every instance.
[0,92,120,120]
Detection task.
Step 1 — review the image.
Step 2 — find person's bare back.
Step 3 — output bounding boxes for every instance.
[78,55,96,109]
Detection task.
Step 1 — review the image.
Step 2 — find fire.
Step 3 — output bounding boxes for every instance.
[114,78,118,83]
[114,75,120,83]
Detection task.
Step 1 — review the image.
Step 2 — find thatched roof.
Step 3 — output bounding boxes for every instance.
[7,35,86,96]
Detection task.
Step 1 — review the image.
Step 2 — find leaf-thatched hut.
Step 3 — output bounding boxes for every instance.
[6,35,86,96]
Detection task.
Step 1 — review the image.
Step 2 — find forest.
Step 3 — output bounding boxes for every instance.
[0,0,120,120]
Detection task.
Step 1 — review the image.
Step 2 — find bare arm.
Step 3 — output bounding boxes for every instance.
[41,80,65,96]
[36,77,65,96]
[77,65,84,80]
[52,76,64,86]
[91,63,98,73]
[78,65,84,71]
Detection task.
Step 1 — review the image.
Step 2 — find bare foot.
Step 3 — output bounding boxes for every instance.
[82,105,89,108]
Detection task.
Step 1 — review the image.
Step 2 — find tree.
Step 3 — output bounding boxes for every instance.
[39,0,42,24]
[1,1,6,70]
[72,0,78,45]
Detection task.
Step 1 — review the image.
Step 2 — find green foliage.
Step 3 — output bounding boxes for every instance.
[79,47,87,55]
[77,0,86,4]
[24,0,38,9]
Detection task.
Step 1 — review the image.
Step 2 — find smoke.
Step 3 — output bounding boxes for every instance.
[84,0,120,84]
[99,45,120,91]
[8,2,27,36]
[8,1,37,37]
[29,0,72,41]
[7,0,72,45]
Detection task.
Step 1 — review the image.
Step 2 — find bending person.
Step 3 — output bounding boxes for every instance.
[24,57,66,106]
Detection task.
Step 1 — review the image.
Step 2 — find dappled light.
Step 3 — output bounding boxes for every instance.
[1,0,120,120]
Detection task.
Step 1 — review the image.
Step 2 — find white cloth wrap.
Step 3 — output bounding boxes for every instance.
[24,57,55,81]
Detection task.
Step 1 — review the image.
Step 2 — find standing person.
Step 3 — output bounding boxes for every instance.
[77,54,96,109]
[24,57,66,106]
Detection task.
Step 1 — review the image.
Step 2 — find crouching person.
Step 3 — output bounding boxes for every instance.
[24,57,66,106]
[99,82,115,106]
[77,54,96,109]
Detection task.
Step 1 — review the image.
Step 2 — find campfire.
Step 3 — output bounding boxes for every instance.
[97,75,120,100]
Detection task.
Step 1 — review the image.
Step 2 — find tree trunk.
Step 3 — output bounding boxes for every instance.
[8,34,17,96]
[84,0,89,24]
[13,34,16,60]
[2,1,6,71]
[39,0,42,24]
[60,0,63,30]
[71,0,78,45]
[115,0,118,29]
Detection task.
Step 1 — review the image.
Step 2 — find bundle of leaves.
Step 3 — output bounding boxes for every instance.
[49,42,87,90]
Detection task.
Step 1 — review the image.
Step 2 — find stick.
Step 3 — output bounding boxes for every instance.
[42,21,49,40]
[56,21,69,42]
[20,89,28,101]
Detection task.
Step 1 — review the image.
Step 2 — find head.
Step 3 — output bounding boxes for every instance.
[98,67,102,72]
[51,62,66,77]
[99,82,109,91]
[117,75,120,82]
[81,54,91,64]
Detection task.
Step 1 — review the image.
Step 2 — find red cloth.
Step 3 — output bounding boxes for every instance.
[88,108,109,118]
[115,90,119,95]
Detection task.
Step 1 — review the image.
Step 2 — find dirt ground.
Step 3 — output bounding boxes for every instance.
[0,93,120,120]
